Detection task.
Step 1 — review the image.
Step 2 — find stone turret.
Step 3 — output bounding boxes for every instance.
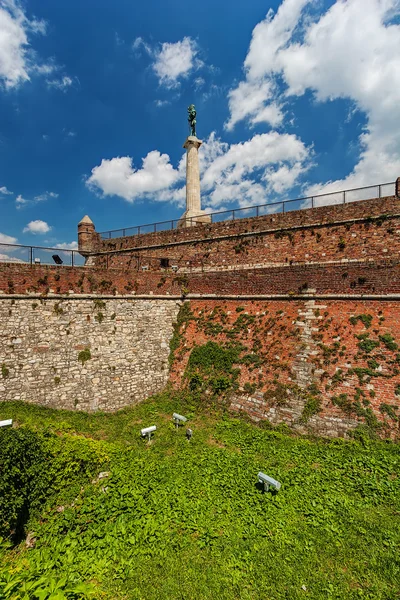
[78,215,99,255]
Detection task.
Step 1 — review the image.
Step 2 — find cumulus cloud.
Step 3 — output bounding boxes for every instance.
[87,130,311,209]
[86,151,182,202]
[153,37,202,87]
[0,0,49,88]
[227,0,400,190]
[0,252,24,262]
[226,80,284,130]
[200,131,311,208]
[54,241,78,250]
[23,220,51,234]
[0,1,73,91]
[133,35,203,88]
[0,231,17,244]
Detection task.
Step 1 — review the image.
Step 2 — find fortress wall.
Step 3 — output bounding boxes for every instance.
[1,263,400,436]
[98,195,400,270]
[1,193,400,436]
[2,260,400,297]
[0,297,180,412]
[169,299,400,438]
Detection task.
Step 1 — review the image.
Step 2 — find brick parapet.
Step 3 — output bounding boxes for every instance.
[99,194,399,251]
[93,196,400,271]
[2,260,400,297]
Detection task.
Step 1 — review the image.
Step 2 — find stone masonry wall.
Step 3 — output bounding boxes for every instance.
[0,298,180,412]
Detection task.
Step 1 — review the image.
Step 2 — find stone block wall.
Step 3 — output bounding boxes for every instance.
[0,298,180,411]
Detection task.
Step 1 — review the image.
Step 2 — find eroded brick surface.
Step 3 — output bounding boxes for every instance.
[169,300,400,438]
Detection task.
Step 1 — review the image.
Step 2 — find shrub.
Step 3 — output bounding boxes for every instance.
[299,396,322,424]
[349,314,373,328]
[379,333,398,351]
[379,403,399,420]
[356,334,379,354]
[0,429,41,539]
[78,348,91,365]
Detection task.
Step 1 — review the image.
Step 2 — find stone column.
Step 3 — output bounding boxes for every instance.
[178,136,211,228]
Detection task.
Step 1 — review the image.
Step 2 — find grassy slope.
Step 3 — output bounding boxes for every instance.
[1,394,399,600]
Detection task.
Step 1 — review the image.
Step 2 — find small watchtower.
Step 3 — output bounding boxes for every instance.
[78,215,99,255]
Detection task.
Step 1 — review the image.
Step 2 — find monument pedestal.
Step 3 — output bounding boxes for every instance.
[178,208,211,228]
[178,136,211,228]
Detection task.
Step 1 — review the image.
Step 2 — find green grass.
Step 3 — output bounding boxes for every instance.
[1,393,399,599]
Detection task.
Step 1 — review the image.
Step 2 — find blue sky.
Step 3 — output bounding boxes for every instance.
[0,0,399,254]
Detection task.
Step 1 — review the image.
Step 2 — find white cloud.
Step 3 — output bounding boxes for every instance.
[0,231,17,244]
[23,220,51,234]
[34,191,58,202]
[0,185,12,195]
[0,252,24,262]
[154,99,170,108]
[194,76,205,90]
[46,75,73,91]
[86,151,182,202]
[0,0,48,88]
[200,131,311,208]
[226,80,284,130]
[227,0,400,190]
[132,36,152,55]
[153,37,201,88]
[16,190,58,209]
[87,130,311,210]
[15,194,28,207]
[133,35,204,88]
[54,241,78,250]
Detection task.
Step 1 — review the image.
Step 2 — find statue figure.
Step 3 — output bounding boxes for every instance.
[188,104,197,137]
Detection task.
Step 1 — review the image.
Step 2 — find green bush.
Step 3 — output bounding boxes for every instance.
[0,427,107,542]
[379,333,398,351]
[0,428,47,540]
[78,348,91,365]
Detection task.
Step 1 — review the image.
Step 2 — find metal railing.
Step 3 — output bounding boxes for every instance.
[99,181,396,240]
[0,243,85,267]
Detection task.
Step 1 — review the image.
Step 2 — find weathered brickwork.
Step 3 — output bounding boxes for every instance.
[2,260,400,297]
[169,300,400,438]
[0,298,180,411]
[1,193,400,437]
[94,195,400,270]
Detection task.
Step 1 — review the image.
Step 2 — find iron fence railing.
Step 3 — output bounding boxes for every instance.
[99,181,396,240]
[0,243,85,267]
[1,181,396,265]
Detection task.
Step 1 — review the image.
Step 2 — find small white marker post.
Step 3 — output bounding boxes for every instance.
[140,425,156,443]
[0,419,13,428]
[257,472,281,492]
[172,412,187,430]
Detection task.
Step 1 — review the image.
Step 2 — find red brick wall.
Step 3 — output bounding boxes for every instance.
[97,195,400,270]
[1,260,400,297]
[169,299,400,438]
